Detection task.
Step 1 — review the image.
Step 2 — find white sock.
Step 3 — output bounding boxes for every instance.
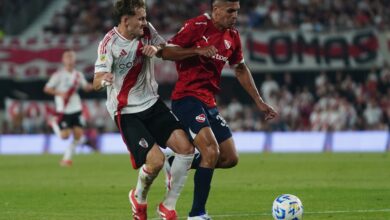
[62,139,80,161]
[135,165,158,204]
[163,153,194,210]
[50,120,61,138]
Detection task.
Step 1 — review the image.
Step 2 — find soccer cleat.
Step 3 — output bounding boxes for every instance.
[129,189,147,220]
[187,213,212,220]
[59,160,72,167]
[163,153,174,191]
[157,203,178,220]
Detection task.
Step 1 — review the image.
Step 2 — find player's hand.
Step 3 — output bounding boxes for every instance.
[141,45,158,57]
[196,45,218,58]
[58,92,67,99]
[101,73,113,87]
[257,102,278,121]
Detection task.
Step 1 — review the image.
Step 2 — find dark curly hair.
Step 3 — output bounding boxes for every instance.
[210,0,239,7]
[113,0,146,24]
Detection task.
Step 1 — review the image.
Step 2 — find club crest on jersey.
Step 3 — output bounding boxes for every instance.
[224,40,231,49]
[138,138,149,148]
[195,114,206,123]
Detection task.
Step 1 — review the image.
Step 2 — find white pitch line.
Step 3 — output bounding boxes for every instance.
[148,208,390,220]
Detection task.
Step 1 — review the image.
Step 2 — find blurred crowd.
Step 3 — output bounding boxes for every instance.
[1,66,389,134]
[218,65,390,132]
[43,0,390,35]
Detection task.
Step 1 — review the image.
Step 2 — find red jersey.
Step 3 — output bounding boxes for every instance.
[168,13,244,107]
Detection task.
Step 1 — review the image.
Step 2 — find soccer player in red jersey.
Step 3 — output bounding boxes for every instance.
[162,0,277,219]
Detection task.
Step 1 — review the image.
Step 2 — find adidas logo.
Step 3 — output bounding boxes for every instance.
[120,49,127,57]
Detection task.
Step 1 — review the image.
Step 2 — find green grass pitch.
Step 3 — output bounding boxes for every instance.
[1,153,390,220]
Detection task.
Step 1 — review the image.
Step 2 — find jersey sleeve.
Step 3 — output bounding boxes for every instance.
[94,39,113,73]
[148,22,166,46]
[45,72,60,88]
[168,20,203,48]
[228,32,245,67]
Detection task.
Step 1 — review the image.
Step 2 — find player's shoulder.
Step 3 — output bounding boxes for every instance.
[184,13,210,29]
[100,28,118,45]
[227,27,241,38]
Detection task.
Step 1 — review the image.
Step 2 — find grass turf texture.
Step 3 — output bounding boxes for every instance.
[0,153,389,220]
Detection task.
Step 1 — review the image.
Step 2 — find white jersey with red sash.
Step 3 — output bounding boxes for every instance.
[94,23,165,119]
[45,69,88,114]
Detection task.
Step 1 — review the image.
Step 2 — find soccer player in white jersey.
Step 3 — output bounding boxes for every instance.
[44,50,93,167]
[93,0,195,219]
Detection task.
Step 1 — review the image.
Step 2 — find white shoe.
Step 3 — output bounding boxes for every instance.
[187,213,212,220]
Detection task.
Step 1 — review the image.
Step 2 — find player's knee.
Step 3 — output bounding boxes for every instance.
[176,143,195,155]
[201,144,220,166]
[60,133,70,139]
[225,154,239,168]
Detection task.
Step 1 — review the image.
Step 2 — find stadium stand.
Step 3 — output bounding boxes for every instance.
[0,0,389,134]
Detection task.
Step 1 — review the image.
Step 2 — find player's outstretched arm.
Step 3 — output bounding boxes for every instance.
[93,72,113,91]
[43,86,66,99]
[234,63,278,121]
[83,83,94,92]
[162,45,217,61]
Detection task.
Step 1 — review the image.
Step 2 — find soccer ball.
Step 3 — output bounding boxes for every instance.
[272,194,304,220]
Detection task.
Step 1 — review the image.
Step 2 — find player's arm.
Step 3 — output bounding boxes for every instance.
[234,63,278,121]
[142,44,162,58]
[93,72,113,91]
[43,75,66,98]
[79,73,93,92]
[43,86,64,97]
[161,45,217,61]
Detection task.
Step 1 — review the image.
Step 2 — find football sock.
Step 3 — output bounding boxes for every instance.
[163,153,194,210]
[189,167,214,217]
[62,139,80,161]
[135,165,158,204]
[50,120,61,138]
[168,152,201,169]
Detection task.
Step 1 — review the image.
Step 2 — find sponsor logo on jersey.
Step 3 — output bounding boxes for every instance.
[195,114,206,123]
[119,57,143,70]
[212,53,228,62]
[224,40,231,49]
[138,138,149,148]
[195,22,207,25]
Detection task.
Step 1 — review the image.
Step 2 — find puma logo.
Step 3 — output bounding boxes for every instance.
[202,36,209,43]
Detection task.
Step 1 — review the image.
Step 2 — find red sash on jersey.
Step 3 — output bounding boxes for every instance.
[115,35,149,169]
[55,72,81,122]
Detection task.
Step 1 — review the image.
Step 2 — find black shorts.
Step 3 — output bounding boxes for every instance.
[115,99,183,169]
[58,111,85,129]
[172,96,232,143]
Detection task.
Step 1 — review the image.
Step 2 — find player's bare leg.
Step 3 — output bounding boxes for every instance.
[215,137,238,168]
[130,144,163,220]
[60,127,83,166]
